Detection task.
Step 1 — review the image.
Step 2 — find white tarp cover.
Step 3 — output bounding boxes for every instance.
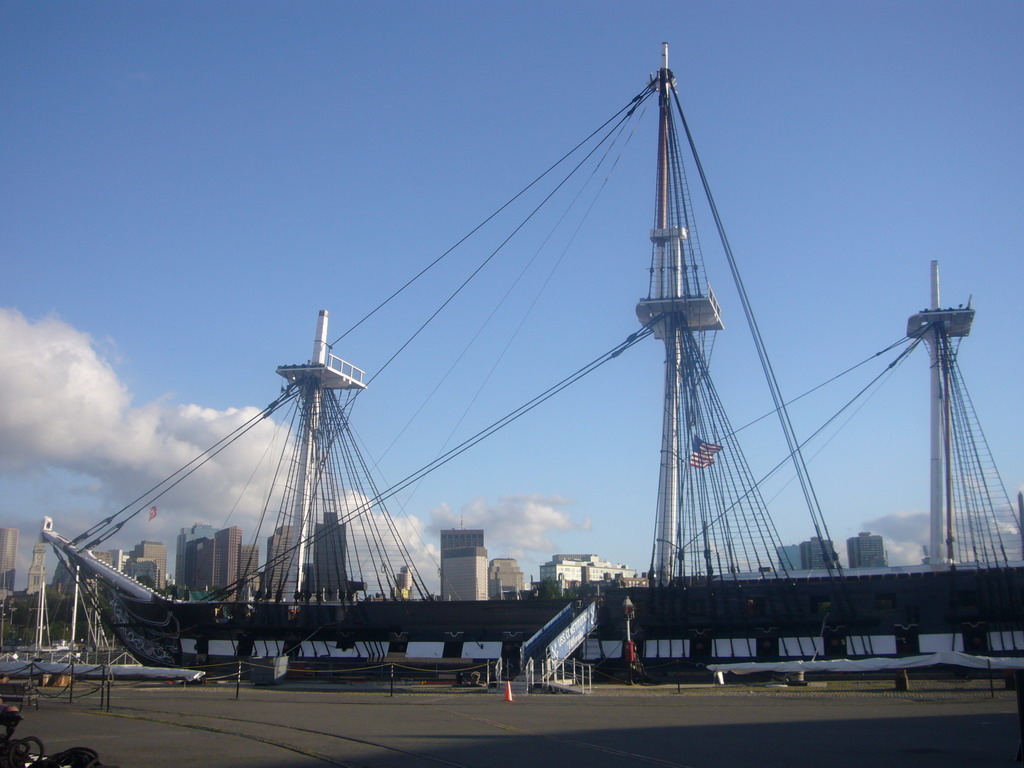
[0,662,204,681]
[708,650,1024,675]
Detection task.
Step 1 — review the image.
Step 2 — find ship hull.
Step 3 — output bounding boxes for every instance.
[590,565,1024,666]
[94,565,1024,670]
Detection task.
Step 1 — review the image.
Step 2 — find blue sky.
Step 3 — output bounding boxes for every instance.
[2,1,1022,590]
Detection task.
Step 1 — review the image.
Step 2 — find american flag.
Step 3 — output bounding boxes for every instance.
[148,506,158,521]
[689,437,723,468]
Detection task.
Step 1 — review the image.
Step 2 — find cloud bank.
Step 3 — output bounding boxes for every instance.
[429,493,591,566]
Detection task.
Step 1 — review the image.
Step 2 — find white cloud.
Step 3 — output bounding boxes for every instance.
[860,509,929,566]
[0,308,280,563]
[429,493,590,562]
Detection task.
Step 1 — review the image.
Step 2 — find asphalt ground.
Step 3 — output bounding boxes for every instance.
[10,680,1022,768]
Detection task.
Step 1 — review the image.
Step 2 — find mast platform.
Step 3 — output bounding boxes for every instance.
[276,355,366,390]
[636,290,724,336]
[907,306,975,339]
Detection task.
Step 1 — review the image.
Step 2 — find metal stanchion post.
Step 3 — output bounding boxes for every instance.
[390,663,394,697]
[235,660,242,700]
[69,664,74,704]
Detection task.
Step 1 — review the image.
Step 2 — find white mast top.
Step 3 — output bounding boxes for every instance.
[313,309,329,365]
[662,42,669,71]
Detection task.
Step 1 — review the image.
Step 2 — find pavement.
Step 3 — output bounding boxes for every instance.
[9,680,1022,767]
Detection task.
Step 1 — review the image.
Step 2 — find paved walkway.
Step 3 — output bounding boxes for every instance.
[11,681,1022,767]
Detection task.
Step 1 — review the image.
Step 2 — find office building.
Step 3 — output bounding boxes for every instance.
[799,538,837,570]
[538,554,634,590]
[176,524,216,585]
[0,528,18,598]
[440,529,487,601]
[130,540,168,589]
[313,511,347,598]
[487,558,525,599]
[214,526,243,591]
[847,531,887,568]
[776,544,801,571]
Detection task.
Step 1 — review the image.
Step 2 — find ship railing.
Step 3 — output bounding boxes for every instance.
[540,657,592,694]
[326,354,364,384]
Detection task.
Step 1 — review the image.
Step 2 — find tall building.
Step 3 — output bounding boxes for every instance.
[312,511,347,598]
[440,529,487,601]
[192,538,216,588]
[26,540,47,595]
[239,543,260,599]
[214,526,243,591]
[130,540,168,589]
[847,531,887,568]
[92,548,125,572]
[440,529,484,550]
[263,525,295,599]
[776,544,801,571]
[799,538,837,570]
[0,528,18,598]
[176,524,216,585]
[487,557,525,599]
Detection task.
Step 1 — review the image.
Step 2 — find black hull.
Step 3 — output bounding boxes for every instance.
[98,565,1024,669]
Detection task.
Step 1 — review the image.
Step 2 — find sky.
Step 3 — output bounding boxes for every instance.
[2,1,1022,592]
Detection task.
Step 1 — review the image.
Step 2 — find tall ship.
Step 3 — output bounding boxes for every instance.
[42,45,1023,673]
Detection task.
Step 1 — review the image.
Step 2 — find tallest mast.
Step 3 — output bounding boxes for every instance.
[637,44,723,586]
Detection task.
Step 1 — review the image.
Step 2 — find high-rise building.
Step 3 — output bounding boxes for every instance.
[214,526,243,591]
[239,544,260,599]
[799,538,837,570]
[776,544,801,571]
[312,512,347,598]
[487,558,525,599]
[130,540,168,589]
[0,528,18,598]
[27,540,47,595]
[92,548,125,572]
[440,529,484,550]
[440,529,487,601]
[847,531,887,568]
[263,525,295,599]
[176,524,216,585]
[192,538,216,588]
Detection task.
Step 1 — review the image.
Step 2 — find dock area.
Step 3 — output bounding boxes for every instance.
[7,679,1020,767]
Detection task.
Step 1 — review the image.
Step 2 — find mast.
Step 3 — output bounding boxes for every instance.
[637,44,723,586]
[275,310,366,597]
[907,261,974,565]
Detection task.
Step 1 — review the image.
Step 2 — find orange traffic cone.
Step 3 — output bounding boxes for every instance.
[503,681,514,702]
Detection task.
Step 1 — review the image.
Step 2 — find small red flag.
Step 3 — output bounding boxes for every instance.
[148,506,158,521]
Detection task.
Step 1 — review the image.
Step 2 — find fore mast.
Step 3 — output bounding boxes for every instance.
[274,310,366,598]
[636,44,723,586]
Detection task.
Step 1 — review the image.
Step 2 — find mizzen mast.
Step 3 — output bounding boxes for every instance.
[906,261,974,565]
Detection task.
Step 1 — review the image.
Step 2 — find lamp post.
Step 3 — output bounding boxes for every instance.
[622,596,637,684]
